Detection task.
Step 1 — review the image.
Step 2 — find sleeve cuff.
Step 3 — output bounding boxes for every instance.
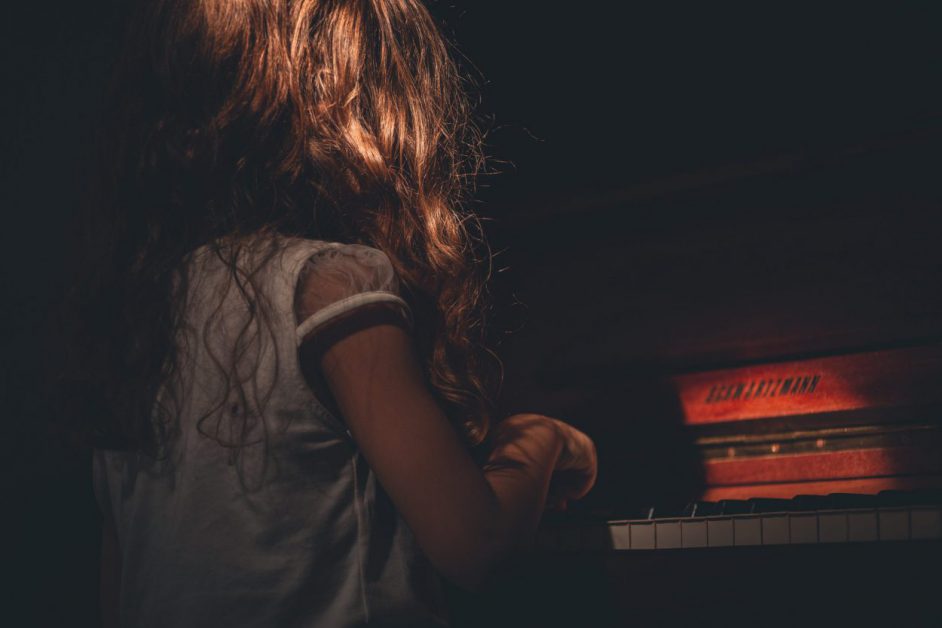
[296,291,413,346]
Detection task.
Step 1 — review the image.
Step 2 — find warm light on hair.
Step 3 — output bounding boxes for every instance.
[57,0,499,463]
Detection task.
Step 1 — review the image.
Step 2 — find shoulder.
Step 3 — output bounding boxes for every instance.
[295,240,399,293]
[301,241,395,270]
[294,240,411,345]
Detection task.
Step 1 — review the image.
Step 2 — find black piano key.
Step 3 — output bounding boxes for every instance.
[878,489,935,508]
[718,499,751,515]
[748,498,793,513]
[877,489,942,508]
[877,490,911,507]
[791,494,830,511]
[688,501,722,517]
[826,493,878,509]
[908,488,942,506]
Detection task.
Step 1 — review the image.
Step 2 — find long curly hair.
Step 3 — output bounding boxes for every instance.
[55,0,500,461]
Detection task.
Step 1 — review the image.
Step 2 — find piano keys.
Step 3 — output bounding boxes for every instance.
[460,343,942,626]
[537,490,942,551]
[458,126,942,627]
[531,343,942,551]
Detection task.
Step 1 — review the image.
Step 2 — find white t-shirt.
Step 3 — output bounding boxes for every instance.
[93,235,449,627]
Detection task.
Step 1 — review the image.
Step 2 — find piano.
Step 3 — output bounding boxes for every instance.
[539,343,942,547]
[448,346,942,627]
[448,130,942,626]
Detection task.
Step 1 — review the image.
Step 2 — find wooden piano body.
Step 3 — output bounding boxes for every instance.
[677,344,942,501]
[450,346,942,627]
[450,133,942,626]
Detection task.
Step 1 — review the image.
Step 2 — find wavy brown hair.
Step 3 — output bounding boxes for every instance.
[56,0,500,462]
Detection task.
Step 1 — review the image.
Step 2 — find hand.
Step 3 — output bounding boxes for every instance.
[487,414,597,512]
[546,418,597,509]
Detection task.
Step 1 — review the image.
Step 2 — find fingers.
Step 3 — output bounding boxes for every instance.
[504,414,600,506]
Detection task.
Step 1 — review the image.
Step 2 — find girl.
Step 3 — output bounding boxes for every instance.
[59,1,597,626]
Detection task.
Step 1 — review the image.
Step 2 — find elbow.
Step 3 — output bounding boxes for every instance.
[425,532,510,593]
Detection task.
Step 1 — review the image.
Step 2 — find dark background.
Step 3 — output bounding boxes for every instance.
[4,2,940,625]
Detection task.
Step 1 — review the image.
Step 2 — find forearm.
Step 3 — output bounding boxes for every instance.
[435,416,562,590]
[480,415,563,556]
[315,323,575,592]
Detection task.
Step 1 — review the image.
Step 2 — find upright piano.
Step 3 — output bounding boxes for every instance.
[451,130,942,626]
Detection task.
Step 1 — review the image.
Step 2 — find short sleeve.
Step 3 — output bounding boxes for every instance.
[295,244,413,346]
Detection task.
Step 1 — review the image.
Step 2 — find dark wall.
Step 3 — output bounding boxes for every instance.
[4,3,126,626]
[4,2,940,625]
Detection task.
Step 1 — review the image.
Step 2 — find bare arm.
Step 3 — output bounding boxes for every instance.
[303,317,565,591]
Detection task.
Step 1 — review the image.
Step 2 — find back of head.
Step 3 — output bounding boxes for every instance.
[56,0,499,457]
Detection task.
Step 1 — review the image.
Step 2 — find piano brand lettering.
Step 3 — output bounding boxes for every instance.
[704,375,821,404]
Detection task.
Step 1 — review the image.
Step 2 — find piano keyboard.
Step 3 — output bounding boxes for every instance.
[538,493,942,551]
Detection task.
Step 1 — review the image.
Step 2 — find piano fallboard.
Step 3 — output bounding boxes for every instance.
[656,343,942,501]
[673,344,942,426]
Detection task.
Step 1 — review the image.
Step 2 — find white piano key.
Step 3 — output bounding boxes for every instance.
[789,514,818,544]
[818,513,848,543]
[761,515,789,545]
[878,509,910,541]
[631,522,656,549]
[707,518,734,547]
[847,511,878,542]
[609,523,631,550]
[655,521,682,549]
[734,517,762,546]
[910,507,942,540]
[681,520,708,548]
